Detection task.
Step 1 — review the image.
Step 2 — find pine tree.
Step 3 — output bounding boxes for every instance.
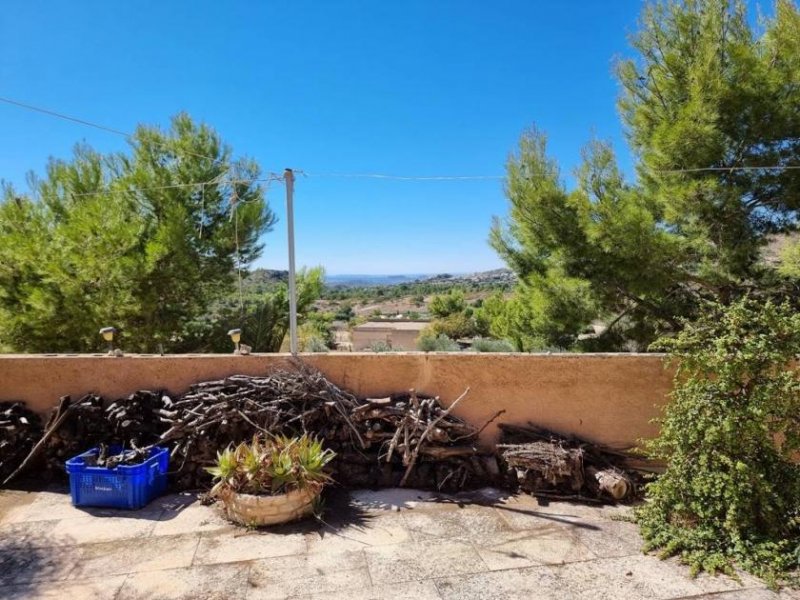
[0,114,275,352]
[491,0,800,350]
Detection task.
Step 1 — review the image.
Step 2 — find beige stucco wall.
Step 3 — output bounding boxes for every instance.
[0,353,673,450]
[351,330,389,351]
[351,329,422,351]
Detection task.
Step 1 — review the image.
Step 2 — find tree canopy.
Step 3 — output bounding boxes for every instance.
[490,0,800,350]
[0,114,275,352]
[179,267,327,353]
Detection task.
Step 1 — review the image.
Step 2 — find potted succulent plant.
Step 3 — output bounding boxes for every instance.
[207,434,335,527]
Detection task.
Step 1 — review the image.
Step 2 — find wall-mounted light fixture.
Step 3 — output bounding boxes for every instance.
[227,328,242,354]
[99,326,117,356]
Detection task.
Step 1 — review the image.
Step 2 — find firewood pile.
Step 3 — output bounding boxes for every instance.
[498,423,641,503]
[2,365,499,493]
[105,390,166,445]
[41,394,109,476]
[340,389,502,491]
[157,369,366,490]
[84,444,150,469]
[2,366,642,500]
[0,402,42,481]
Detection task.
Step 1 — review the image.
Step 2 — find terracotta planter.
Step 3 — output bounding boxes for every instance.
[218,484,321,526]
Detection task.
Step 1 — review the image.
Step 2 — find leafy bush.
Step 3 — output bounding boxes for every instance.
[417,333,460,352]
[301,336,329,353]
[637,298,800,585]
[471,338,515,353]
[368,340,395,353]
[207,434,335,497]
[429,289,467,318]
[429,313,482,340]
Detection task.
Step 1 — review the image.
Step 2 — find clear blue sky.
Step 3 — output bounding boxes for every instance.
[2,1,649,275]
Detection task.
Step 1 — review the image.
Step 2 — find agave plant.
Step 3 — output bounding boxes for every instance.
[206,434,335,497]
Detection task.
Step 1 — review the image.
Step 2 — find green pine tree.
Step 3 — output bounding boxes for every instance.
[490,0,800,350]
[0,114,275,352]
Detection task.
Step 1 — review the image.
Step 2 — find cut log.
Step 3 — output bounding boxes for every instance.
[586,466,632,501]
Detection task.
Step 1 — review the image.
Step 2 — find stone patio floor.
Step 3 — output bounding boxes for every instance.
[0,485,797,600]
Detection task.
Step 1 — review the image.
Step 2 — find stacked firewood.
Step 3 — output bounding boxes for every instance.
[155,368,365,490]
[105,390,167,446]
[341,389,501,491]
[83,444,151,469]
[498,423,640,503]
[2,394,110,484]
[42,394,109,476]
[0,402,42,481]
[3,366,499,493]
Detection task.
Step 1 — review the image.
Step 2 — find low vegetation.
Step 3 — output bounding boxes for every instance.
[471,338,514,353]
[637,298,800,585]
[416,333,460,352]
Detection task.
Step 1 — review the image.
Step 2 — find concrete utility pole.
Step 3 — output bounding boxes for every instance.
[284,168,298,356]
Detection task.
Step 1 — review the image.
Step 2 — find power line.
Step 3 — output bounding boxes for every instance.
[660,165,800,173]
[305,172,504,181]
[67,174,283,199]
[11,94,800,181]
[0,96,130,137]
[0,95,221,164]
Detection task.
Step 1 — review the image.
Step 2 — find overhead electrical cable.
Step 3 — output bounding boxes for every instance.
[0,95,221,164]
[6,95,800,183]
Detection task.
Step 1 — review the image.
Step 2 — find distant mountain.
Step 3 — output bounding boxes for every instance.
[418,269,516,286]
[324,274,427,287]
[323,269,516,288]
[247,269,288,285]
[248,268,517,289]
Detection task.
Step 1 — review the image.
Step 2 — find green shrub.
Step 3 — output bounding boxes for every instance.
[429,313,481,339]
[637,298,800,585]
[417,333,460,352]
[368,340,394,353]
[471,338,515,352]
[301,336,329,353]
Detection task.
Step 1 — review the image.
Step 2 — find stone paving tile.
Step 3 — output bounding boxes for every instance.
[686,567,770,595]
[494,498,630,529]
[549,554,708,599]
[364,538,487,585]
[568,518,644,559]
[0,539,84,585]
[246,550,371,599]
[194,528,306,565]
[49,513,158,545]
[0,575,128,600]
[297,579,443,599]
[0,487,791,600]
[306,512,411,553]
[780,587,800,599]
[69,533,200,579]
[691,590,785,599]
[349,488,461,513]
[117,561,252,600]
[436,553,721,600]
[435,564,565,600]
[152,499,234,537]
[1,489,163,524]
[401,506,512,544]
[0,518,69,548]
[473,524,596,570]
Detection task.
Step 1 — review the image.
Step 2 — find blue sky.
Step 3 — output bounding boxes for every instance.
[2,1,649,274]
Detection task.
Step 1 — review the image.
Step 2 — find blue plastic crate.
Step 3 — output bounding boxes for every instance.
[65,445,169,509]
